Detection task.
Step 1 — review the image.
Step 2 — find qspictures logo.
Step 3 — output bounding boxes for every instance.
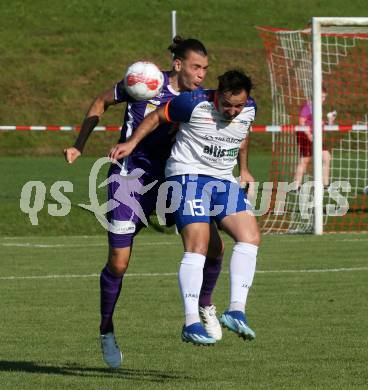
[19,157,354,232]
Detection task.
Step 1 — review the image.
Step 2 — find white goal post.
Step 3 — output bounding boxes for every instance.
[312,17,368,234]
[257,19,368,235]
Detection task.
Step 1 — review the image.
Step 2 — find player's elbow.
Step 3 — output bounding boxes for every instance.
[92,95,112,116]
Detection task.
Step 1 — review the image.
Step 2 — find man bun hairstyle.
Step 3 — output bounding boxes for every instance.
[168,35,207,60]
[218,69,253,95]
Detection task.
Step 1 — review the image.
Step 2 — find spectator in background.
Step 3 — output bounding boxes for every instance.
[294,88,337,190]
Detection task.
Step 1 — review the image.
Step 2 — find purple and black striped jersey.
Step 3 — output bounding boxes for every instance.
[114,71,180,177]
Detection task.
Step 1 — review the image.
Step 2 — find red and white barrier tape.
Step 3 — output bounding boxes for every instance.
[0,125,119,132]
[0,125,367,132]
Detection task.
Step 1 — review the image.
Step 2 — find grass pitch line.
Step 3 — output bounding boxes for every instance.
[0,242,175,248]
[256,267,368,274]
[2,236,367,248]
[0,272,177,280]
[1,267,368,281]
[0,243,105,248]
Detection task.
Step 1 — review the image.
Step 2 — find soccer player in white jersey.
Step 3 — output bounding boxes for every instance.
[110,70,260,345]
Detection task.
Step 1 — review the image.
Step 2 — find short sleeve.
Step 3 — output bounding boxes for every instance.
[114,80,136,103]
[299,103,311,118]
[165,92,196,123]
[246,96,257,119]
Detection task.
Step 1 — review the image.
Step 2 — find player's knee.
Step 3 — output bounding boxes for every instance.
[302,160,308,169]
[245,225,261,246]
[251,229,261,246]
[323,151,331,163]
[252,230,261,246]
[185,242,209,256]
[108,261,128,276]
[108,248,130,276]
[302,157,311,166]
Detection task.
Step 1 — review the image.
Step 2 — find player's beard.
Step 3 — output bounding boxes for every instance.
[180,75,198,92]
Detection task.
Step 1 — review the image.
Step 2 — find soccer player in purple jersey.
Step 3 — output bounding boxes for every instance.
[112,70,260,345]
[64,37,228,367]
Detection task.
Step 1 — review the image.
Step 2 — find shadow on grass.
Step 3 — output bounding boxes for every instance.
[0,360,191,382]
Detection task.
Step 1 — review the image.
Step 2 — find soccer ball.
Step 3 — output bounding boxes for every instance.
[124,61,164,101]
[363,185,368,195]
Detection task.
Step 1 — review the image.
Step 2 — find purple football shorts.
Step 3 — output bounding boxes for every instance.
[106,164,174,248]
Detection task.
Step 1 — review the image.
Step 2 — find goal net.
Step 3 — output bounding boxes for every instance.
[257,22,368,233]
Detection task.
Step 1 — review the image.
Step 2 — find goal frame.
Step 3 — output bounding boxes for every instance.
[312,17,368,234]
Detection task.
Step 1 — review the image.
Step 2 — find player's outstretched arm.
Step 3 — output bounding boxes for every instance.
[109,107,167,161]
[64,88,116,163]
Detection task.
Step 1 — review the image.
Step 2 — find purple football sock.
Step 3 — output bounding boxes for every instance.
[99,265,123,335]
[199,255,223,308]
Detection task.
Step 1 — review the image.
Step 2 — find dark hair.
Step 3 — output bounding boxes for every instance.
[168,35,207,60]
[217,69,253,95]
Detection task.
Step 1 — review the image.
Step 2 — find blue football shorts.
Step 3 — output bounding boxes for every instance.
[166,174,251,231]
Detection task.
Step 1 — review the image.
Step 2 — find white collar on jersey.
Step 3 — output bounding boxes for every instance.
[167,84,180,96]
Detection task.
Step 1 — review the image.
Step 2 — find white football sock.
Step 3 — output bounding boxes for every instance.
[228,242,258,313]
[178,252,206,326]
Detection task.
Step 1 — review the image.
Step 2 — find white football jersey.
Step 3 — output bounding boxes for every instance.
[164,89,256,182]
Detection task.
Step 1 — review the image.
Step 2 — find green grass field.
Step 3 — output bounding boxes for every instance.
[1,1,368,388]
[1,0,367,126]
[1,156,368,389]
[1,232,367,389]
